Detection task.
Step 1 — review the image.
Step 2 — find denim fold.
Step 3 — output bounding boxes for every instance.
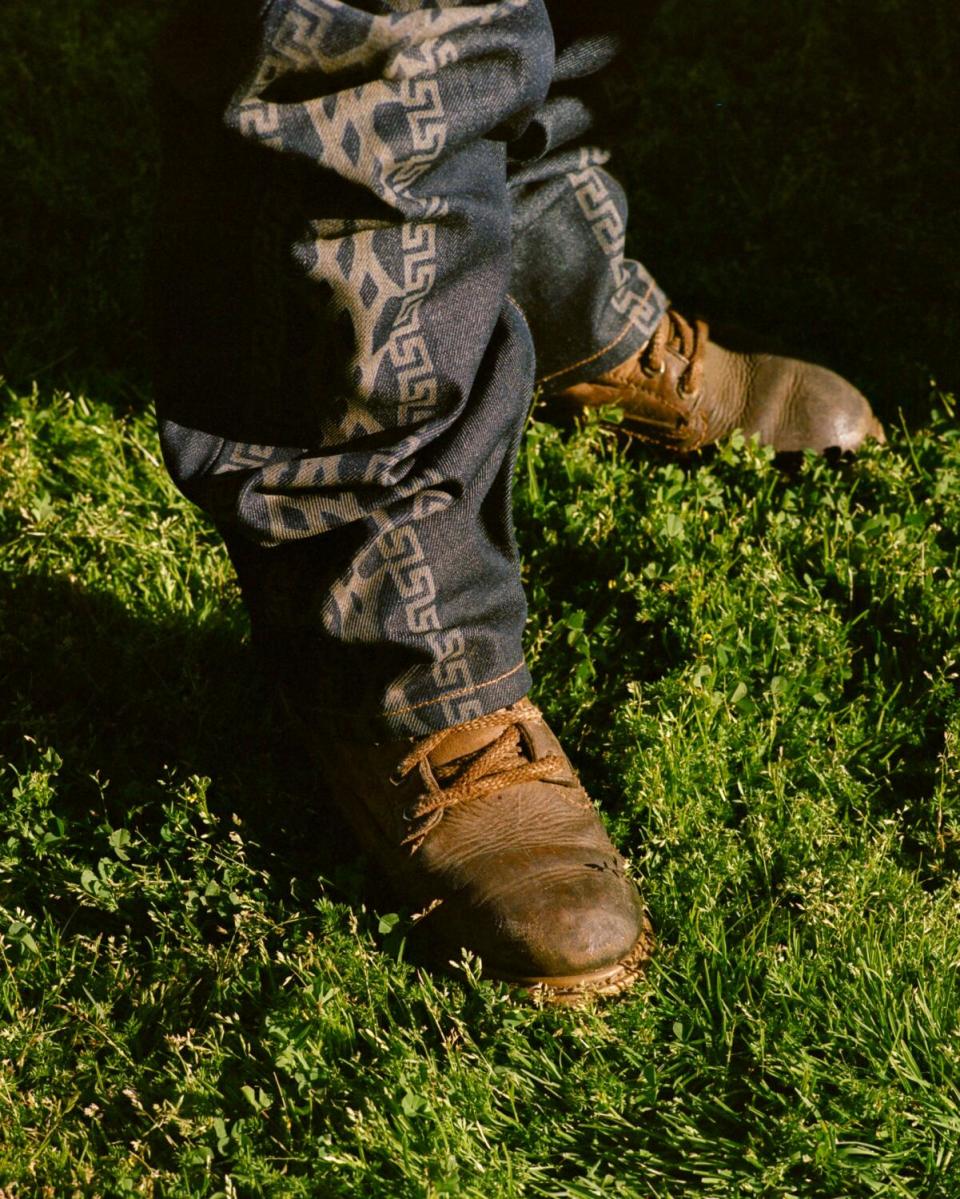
[152,0,666,737]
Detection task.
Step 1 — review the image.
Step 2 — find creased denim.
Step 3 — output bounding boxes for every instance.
[151,0,666,738]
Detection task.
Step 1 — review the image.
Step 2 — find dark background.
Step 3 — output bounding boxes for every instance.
[2,0,958,423]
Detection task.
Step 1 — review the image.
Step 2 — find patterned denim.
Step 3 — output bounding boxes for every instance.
[152,0,667,737]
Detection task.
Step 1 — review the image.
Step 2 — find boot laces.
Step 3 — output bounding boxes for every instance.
[639,308,708,400]
[396,699,569,853]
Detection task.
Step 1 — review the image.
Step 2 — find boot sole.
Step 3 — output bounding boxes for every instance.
[538,392,699,453]
[501,913,656,1007]
[540,396,887,457]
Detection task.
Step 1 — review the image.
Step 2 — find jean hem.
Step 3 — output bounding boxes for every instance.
[536,288,669,391]
[301,661,534,743]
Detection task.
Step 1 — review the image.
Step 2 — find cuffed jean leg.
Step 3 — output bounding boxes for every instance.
[506,21,669,388]
[152,0,555,738]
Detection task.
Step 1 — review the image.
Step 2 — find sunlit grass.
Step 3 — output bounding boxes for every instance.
[2,0,959,1190]
[2,387,959,1195]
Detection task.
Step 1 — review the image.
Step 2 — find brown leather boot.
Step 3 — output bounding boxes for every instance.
[545,308,885,454]
[312,699,653,1003]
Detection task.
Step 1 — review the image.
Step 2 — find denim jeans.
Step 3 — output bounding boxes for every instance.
[152,0,667,738]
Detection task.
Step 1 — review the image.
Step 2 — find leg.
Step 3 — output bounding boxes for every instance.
[152,0,652,999]
[506,13,884,453]
[506,26,669,389]
[153,0,556,737]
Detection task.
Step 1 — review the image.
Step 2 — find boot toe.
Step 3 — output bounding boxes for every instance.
[503,867,646,981]
[413,849,649,986]
[770,361,885,453]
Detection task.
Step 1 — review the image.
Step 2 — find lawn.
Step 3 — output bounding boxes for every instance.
[2,1,959,1196]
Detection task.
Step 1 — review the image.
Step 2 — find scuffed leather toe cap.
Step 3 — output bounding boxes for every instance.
[745,357,885,454]
[410,847,648,984]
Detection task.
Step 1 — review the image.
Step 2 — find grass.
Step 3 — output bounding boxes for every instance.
[3,388,960,1196]
[2,0,960,1195]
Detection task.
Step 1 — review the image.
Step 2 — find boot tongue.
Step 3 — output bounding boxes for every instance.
[428,720,513,769]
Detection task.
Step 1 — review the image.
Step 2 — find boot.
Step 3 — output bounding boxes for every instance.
[309,698,654,1004]
[545,308,885,454]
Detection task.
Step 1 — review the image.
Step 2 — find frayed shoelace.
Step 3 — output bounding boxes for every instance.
[638,308,708,401]
[396,699,569,854]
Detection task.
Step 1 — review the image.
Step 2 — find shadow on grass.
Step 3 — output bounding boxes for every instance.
[2,0,957,420]
[0,0,170,399]
[0,570,370,906]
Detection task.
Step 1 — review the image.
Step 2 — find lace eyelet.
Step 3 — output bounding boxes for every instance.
[678,383,701,403]
[640,360,666,380]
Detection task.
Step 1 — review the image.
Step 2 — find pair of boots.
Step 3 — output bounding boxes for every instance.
[296,312,883,1004]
